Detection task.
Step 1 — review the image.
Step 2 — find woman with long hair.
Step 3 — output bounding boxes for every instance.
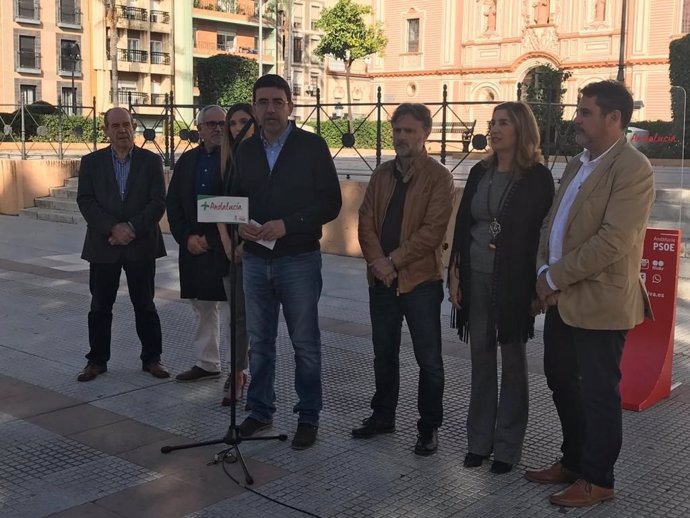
[448,102,554,474]
[217,103,255,406]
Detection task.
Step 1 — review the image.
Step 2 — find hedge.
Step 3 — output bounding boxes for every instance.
[32,114,106,143]
[305,118,394,149]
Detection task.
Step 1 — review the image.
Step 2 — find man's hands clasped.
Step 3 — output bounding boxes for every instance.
[238,220,286,242]
[108,223,135,246]
[187,234,210,255]
[535,271,560,314]
[370,256,397,287]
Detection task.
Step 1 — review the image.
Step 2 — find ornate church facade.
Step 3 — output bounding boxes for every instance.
[362,0,688,127]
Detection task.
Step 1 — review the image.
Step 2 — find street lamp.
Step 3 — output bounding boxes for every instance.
[258,0,263,78]
[617,0,627,82]
[671,85,687,228]
[69,42,81,115]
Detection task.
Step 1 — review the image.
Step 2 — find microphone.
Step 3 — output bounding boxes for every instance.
[223,117,256,196]
[232,118,256,155]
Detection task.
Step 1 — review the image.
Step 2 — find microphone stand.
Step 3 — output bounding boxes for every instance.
[161,118,287,484]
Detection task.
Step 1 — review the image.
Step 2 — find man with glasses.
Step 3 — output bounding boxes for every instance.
[167,105,231,382]
[76,107,168,381]
[231,74,342,450]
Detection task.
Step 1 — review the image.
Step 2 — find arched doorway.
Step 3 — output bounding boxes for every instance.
[472,85,499,136]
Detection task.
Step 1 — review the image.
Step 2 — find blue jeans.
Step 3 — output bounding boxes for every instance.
[242,250,323,426]
[369,279,445,433]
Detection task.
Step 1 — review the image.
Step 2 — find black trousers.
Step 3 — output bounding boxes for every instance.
[543,307,627,489]
[369,279,445,433]
[86,260,162,367]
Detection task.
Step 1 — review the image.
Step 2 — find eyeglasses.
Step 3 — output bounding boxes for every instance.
[256,99,288,108]
[201,120,226,129]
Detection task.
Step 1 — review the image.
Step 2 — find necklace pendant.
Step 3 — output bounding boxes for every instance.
[488,241,497,250]
[488,219,501,239]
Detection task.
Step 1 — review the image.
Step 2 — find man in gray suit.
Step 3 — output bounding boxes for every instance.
[76,107,169,382]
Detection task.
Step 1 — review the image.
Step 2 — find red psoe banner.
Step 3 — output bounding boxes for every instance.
[620,228,681,411]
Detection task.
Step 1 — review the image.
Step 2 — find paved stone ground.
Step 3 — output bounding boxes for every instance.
[1,214,690,518]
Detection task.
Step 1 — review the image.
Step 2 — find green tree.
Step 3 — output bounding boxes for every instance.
[522,64,572,159]
[196,55,259,106]
[313,0,387,132]
[669,34,690,157]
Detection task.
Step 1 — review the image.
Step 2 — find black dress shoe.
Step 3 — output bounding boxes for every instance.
[142,362,170,379]
[491,460,513,474]
[463,452,488,468]
[291,423,318,450]
[77,362,107,382]
[414,429,438,456]
[352,417,395,439]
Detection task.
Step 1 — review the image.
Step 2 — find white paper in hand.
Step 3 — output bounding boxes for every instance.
[250,219,276,250]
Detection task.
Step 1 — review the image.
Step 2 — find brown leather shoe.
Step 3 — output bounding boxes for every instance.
[77,362,107,382]
[143,362,170,379]
[550,479,614,507]
[525,462,579,484]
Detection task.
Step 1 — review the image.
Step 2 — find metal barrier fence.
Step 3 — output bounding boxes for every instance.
[0,98,100,160]
[130,87,578,174]
[1,88,578,172]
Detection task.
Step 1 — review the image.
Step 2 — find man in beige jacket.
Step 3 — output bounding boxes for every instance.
[353,103,454,456]
[527,80,655,507]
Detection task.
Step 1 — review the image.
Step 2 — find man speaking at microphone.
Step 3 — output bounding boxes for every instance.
[231,74,342,450]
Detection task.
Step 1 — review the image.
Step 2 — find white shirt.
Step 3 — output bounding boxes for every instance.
[540,140,618,289]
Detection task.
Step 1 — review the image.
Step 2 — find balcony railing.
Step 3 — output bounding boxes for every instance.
[217,42,236,52]
[150,51,170,65]
[111,91,149,104]
[15,0,39,22]
[16,50,41,71]
[194,1,257,16]
[150,10,170,23]
[58,8,81,26]
[118,5,147,22]
[59,56,82,75]
[118,48,148,63]
[195,41,274,57]
[150,93,168,104]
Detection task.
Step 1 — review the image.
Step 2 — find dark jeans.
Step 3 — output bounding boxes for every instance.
[543,307,627,489]
[369,279,444,433]
[242,251,323,426]
[87,260,163,367]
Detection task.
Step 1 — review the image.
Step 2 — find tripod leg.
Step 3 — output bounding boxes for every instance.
[161,438,226,453]
[227,445,254,485]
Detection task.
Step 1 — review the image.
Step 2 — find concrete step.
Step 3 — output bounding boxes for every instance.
[64,177,79,188]
[19,207,85,224]
[654,188,690,204]
[649,205,687,224]
[35,197,79,212]
[49,185,78,199]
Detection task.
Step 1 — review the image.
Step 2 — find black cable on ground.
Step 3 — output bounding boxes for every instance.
[218,450,323,518]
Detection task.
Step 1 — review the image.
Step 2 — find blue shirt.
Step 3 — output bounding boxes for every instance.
[261,122,293,172]
[111,147,133,200]
[196,146,218,195]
